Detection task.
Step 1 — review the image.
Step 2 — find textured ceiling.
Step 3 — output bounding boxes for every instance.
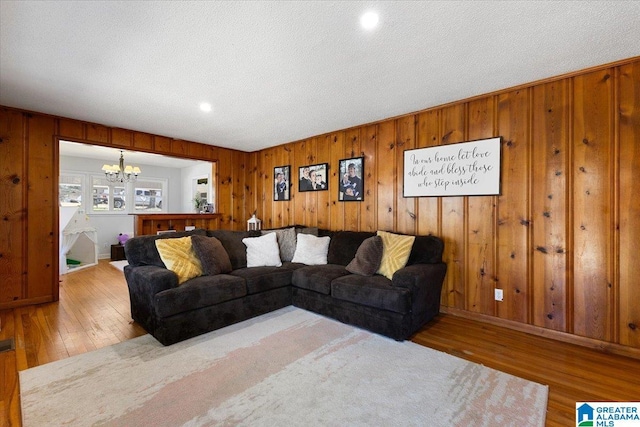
[1,1,639,152]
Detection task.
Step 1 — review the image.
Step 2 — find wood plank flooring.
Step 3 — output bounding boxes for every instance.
[1,259,639,426]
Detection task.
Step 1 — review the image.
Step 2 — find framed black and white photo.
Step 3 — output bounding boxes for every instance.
[338,157,364,201]
[273,165,290,201]
[298,163,329,192]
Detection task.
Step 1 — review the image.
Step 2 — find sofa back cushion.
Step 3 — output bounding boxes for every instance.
[326,231,376,266]
[191,235,233,275]
[206,229,261,270]
[124,229,207,267]
[407,235,445,265]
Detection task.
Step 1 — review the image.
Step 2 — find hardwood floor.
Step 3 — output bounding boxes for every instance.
[2,260,639,426]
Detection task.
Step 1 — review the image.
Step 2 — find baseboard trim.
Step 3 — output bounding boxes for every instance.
[440,306,640,361]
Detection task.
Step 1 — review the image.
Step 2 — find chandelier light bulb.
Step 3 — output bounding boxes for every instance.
[102,151,141,183]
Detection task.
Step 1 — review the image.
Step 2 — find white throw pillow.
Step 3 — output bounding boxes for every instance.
[242,232,282,268]
[291,233,330,265]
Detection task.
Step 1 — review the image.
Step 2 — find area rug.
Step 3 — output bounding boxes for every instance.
[109,259,128,272]
[20,307,548,426]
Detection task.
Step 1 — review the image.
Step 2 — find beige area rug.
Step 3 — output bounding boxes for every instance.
[20,307,548,426]
[109,260,128,272]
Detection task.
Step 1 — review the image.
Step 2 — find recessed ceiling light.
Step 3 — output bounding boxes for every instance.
[360,11,379,30]
[199,102,212,113]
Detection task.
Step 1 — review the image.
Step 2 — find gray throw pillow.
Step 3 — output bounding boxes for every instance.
[191,235,232,275]
[261,227,297,262]
[345,236,383,276]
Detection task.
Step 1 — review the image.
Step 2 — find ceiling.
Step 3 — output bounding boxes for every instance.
[59,140,207,169]
[2,1,639,153]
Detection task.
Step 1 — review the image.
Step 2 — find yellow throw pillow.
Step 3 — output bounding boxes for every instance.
[376,231,416,280]
[155,236,203,284]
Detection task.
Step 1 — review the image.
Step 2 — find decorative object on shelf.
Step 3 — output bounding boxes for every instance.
[193,193,206,212]
[338,157,364,201]
[273,165,290,201]
[117,233,130,245]
[298,163,328,192]
[101,150,141,183]
[247,211,262,231]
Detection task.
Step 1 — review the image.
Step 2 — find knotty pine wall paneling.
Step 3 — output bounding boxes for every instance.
[292,140,306,226]
[26,114,58,302]
[496,89,531,323]
[395,116,416,235]
[0,108,27,304]
[376,120,396,232]
[231,150,247,230]
[415,111,440,238]
[245,151,258,227]
[216,148,234,229]
[0,107,249,309]
[247,57,640,353]
[439,104,467,311]
[316,136,331,230]
[466,97,497,317]
[531,79,571,333]
[572,68,614,342]
[133,132,153,151]
[360,125,378,232]
[259,148,275,229]
[111,128,133,148]
[329,132,346,230]
[618,61,640,348]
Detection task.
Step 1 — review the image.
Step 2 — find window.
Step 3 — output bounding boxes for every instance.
[89,177,129,213]
[59,173,84,206]
[134,180,165,211]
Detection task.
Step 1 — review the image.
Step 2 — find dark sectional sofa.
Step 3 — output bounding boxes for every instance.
[124,227,447,345]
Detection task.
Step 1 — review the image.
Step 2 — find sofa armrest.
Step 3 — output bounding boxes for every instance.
[124,265,179,331]
[392,263,447,326]
[124,265,178,295]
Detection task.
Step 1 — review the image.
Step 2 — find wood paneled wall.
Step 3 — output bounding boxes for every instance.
[0,109,250,309]
[1,57,638,352]
[248,58,640,350]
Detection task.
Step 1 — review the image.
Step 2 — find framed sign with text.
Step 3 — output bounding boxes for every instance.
[403,137,501,197]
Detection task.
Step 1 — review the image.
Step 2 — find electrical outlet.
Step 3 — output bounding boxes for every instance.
[494,289,504,301]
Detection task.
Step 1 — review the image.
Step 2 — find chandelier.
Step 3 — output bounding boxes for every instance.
[101,150,141,183]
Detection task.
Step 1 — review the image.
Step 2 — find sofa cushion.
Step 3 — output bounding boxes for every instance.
[124,229,207,267]
[407,235,445,265]
[327,231,376,266]
[155,237,203,284]
[291,264,350,295]
[376,231,416,280]
[297,226,319,237]
[291,233,331,265]
[243,232,282,267]
[262,227,297,262]
[346,236,383,276]
[154,274,246,318]
[230,266,294,294]
[191,235,233,275]
[207,229,261,270]
[331,275,412,314]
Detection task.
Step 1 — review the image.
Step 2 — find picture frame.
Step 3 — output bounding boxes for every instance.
[403,137,501,197]
[338,157,364,201]
[298,163,329,192]
[273,165,291,201]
